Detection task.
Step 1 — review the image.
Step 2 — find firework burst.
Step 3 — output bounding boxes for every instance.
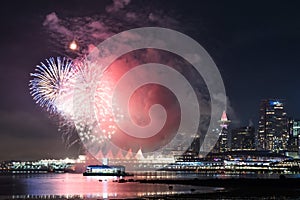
[72,58,117,144]
[29,57,75,116]
[29,56,118,147]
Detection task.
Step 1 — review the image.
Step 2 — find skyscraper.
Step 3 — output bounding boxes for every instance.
[257,99,288,152]
[213,111,231,153]
[288,119,300,153]
[231,126,255,151]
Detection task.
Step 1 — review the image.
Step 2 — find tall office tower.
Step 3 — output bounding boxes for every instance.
[257,99,288,152]
[214,111,231,153]
[231,126,255,151]
[288,119,300,152]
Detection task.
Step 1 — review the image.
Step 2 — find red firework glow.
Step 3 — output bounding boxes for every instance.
[103,49,182,154]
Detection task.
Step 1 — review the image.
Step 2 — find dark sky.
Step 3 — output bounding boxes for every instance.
[0,0,300,161]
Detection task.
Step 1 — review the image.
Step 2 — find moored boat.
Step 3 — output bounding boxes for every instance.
[83,165,133,176]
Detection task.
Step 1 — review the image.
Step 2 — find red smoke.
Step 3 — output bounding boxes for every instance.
[103,49,181,153]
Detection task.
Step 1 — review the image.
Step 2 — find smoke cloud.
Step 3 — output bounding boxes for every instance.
[106,0,131,13]
[43,12,72,37]
[42,0,179,56]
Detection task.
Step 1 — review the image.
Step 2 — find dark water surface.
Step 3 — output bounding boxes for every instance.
[2,173,300,199]
[0,173,220,199]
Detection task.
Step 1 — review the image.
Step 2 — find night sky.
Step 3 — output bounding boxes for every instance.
[0,0,300,160]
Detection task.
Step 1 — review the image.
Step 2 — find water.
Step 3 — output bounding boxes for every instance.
[0,173,221,199]
[2,172,300,199]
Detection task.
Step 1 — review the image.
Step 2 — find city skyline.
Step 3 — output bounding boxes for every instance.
[1,0,300,160]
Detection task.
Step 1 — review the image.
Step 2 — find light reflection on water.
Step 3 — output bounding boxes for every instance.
[133,171,300,180]
[0,173,221,199]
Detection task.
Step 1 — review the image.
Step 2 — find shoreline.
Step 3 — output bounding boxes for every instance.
[136,177,300,199]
